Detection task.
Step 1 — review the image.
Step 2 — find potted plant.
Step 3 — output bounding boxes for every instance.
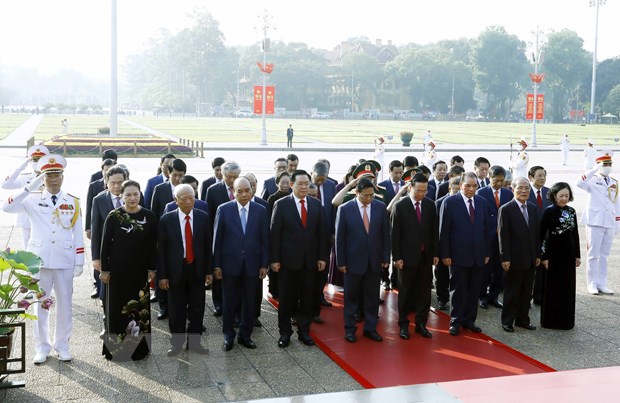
[400,131,414,146]
[0,249,52,378]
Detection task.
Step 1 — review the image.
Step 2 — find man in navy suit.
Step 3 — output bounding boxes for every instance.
[392,173,438,339]
[88,149,117,184]
[311,161,337,320]
[527,165,550,305]
[378,160,404,206]
[476,165,513,309]
[91,166,127,304]
[213,177,269,351]
[426,160,448,201]
[474,157,491,188]
[165,175,209,214]
[498,177,541,332]
[436,165,465,201]
[144,153,175,209]
[151,158,186,319]
[158,184,212,356]
[85,158,115,240]
[206,161,241,316]
[270,170,328,348]
[261,157,287,201]
[199,157,225,201]
[439,172,490,336]
[336,178,391,343]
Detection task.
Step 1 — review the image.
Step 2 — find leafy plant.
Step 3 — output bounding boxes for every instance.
[0,249,53,334]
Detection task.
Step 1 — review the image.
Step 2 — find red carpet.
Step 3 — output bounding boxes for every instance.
[268,288,554,388]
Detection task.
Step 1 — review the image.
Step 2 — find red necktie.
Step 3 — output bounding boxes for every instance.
[468,199,475,224]
[300,199,307,228]
[415,201,422,222]
[536,190,543,209]
[185,215,194,264]
[228,187,234,201]
[317,186,322,205]
[494,190,500,208]
[363,205,370,233]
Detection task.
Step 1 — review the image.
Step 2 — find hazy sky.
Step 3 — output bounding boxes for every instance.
[1,0,618,79]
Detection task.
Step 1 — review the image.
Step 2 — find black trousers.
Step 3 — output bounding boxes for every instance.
[449,264,483,327]
[532,263,544,304]
[312,269,328,317]
[480,237,504,302]
[211,278,222,310]
[278,267,314,337]
[398,261,432,327]
[434,261,450,303]
[344,268,381,332]
[268,269,279,296]
[222,269,258,342]
[502,268,534,326]
[167,263,205,348]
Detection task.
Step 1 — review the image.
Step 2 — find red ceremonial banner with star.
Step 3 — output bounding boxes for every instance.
[526,94,544,120]
[253,85,275,115]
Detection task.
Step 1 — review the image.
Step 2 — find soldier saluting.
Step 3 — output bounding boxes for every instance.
[3,154,85,364]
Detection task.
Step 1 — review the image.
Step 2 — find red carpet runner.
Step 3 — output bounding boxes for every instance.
[269,288,554,388]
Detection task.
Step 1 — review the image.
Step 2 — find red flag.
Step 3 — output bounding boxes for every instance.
[536,94,544,120]
[265,86,275,115]
[254,85,275,115]
[253,86,263,114]
[526,94,534,120]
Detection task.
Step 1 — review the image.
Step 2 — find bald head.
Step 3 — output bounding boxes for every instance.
[233,177,252,206]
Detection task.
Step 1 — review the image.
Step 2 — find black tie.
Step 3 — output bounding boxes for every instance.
[51,195,57,205]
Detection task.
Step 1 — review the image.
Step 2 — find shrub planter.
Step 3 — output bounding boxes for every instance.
[400,131,413,147]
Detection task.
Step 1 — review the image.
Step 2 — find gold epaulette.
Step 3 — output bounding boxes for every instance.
[67,193,80,200]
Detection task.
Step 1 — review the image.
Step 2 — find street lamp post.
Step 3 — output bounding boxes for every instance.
[450,48,455,119]
[530,28,542,148]
[110,0,117,137]
[589,0,606,123]
[258,11,273,146]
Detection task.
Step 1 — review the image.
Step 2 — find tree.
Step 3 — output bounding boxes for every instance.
[470,26,529,117]
[603,84,620,117]
[542,29,591,122]
[595,57,620,109]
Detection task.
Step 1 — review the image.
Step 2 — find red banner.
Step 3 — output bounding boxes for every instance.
[253,85,275,115]
[526,94,544,120]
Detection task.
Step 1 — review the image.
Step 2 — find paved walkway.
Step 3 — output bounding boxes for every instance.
[0,145,619,402]
[0,114,43,147]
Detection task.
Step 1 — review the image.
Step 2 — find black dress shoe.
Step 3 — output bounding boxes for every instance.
[463,324,482,333]
[437,301,449,311]
[449,325,460,336]
[277,336,290,348]
[298,333,315,346]
[90,289,99,299]
[399,327,410,340]
[502,324,515,332]
[320,298,333,307]
[157,310,168,320]
[222,340,234,351]
[479,300,489,309]
[362,330,383,342]
[312,316,324,324]
[489,299,504,308]
[213,307,222,317]
[516,323,536,330]
[344,332,356,343]
[167,345,183,357]
[188,344,209,354]
[202,325,207,332]
[415,324,432,338]
[238,338,257,349]
[253,318,262,327]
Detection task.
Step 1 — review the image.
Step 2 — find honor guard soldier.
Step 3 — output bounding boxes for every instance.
[2,144,49,247]
[511,138,529,179]
[2,154,85,364]
[423,141,437,168]
[576,151,620,295]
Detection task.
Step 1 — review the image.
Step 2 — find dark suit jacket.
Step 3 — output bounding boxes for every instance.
[144,174,165,210]
[335,199,391,275]
[91,191,115,261]
[206,182,232,230]
[498,200,540,269]
[477,177,490,188]
[165,199,209,214]
[436,181,450,200]
[378,179,404,207]
[200,176,217,201]
[528,186,551,215]
[318,180,337,234]
[157,209,212,286]
[391,196,438,267]
[260,177,278,201]
[439,193,490,267]
[85,178,105,231]
[476,186,513,234]
[426,178,444,201]
[253,196,269,210]
[151,181,173,219]
[90,171,103,184]
[270,195,328,270]
[213,201,269,277]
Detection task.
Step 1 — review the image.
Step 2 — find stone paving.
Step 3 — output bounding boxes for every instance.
[0,142,619,401]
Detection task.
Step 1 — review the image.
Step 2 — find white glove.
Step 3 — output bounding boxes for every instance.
[73,265,84,277]
[25,173,45,192]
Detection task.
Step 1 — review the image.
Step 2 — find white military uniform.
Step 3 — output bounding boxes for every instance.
[511,150,529,179]
[2,157,84,359]
[423,148,436,168]
[576,166,620,293]
[584,144,598,170]
[560,135,570,166]
[374,140,385,182]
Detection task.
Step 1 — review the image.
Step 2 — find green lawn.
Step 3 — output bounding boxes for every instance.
[32,115,145,141]
[124,117,620,146]
[0,114,31,139]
